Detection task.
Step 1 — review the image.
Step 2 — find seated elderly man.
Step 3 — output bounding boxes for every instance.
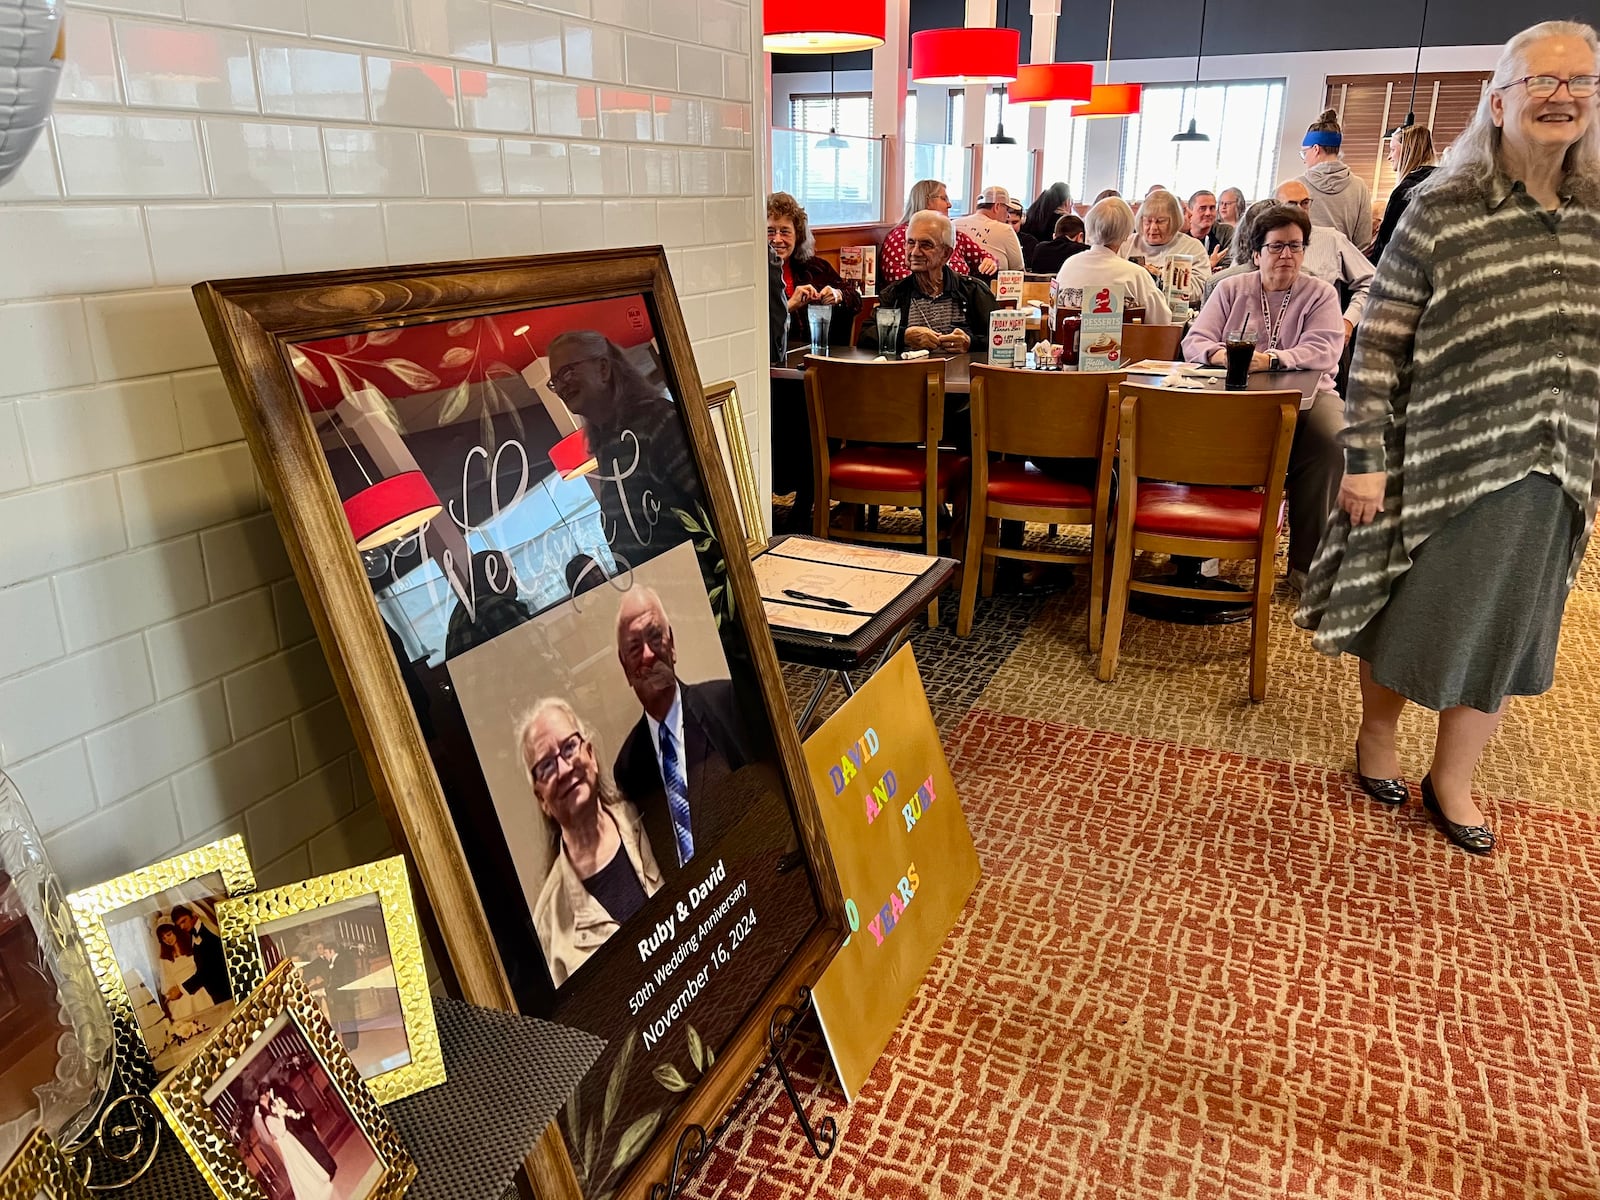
[874,210,997,354]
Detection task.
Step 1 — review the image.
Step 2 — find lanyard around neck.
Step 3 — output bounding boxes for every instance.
[1259,277,1294,351]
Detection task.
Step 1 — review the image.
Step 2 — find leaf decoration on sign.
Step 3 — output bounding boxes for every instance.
[705,1042,715,1067]
[364,327,400,346]
[383,358,441,391]
[651,1063,692,1093]
[439,379,472,425]
[603,1031,634,1127]
[440,345,474,368]
[484,360,520,379]
[583,1117,599,1180]
[447,319,474,336]
[344,334,362,353]
[673,507,704,535]
[686,1025,705,1073]
[611,1113,661,1170]
[287,348,327,388]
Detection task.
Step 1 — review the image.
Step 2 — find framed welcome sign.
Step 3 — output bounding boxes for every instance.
[192,249,845,1199]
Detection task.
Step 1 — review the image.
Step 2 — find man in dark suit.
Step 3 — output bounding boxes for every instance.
[170,905,231,1005]
[307,939,362,1051]
[612,587,753,875]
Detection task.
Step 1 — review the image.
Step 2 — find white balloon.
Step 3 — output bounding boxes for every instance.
[0,0,65,189]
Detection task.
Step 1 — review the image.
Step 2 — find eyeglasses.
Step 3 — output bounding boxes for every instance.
[548,359,599,396]
[1261,242,1306,256]
[1498,74,1600,99]
[530,732,585,784]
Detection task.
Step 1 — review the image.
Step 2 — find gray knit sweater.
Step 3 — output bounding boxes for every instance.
[1296,171,1600,654]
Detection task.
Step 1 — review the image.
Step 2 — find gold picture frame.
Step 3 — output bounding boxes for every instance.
[703,380,767,555]
[216,856,444,1104]
[66,835,257,1093]
[0,1128,92,1200]
[154,960,416,1200]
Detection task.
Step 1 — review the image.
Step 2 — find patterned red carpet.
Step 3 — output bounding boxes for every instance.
[683,564,1600,1200]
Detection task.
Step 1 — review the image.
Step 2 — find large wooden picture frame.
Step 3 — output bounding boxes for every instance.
[192,250,845,1200]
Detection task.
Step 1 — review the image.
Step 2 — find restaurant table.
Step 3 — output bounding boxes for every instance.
[758,534,957,732]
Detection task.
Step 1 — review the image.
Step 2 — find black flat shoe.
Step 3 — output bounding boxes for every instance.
[1421,775,1495,855]
[1354,745,1408,806]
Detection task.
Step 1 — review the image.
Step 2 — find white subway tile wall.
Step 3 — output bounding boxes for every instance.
[1,0,768,894]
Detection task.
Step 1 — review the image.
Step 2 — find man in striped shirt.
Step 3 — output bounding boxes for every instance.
[873,211,998,355]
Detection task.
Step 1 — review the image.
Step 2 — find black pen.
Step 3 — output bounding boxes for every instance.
[782,588,852,609]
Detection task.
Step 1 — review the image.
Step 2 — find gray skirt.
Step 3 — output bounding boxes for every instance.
[1347,472,1582,712]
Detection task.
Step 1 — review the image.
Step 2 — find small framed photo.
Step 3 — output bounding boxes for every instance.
[154,960,415,1200]
[0,1127,92,1200]
[703,379,767,555]
[216,857,443,1104]
[66,835,257,1091]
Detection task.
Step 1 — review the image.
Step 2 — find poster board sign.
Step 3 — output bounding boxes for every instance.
[987,309,1027,369]
[838,247,878,297]
[838,247,862,284]
[1079,283,1124,370]
[807,645,980,1101]
[1162,255,1195,321]
[995,270,1023,303]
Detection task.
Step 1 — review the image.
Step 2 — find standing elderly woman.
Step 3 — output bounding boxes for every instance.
[1054,196,1172,323]
[880,179,997,283]
[1122,188,1211,308]
[1369,124,1437,262]
[1298,20,1600,856]
[521,698,663,985]
[766,192,858,346]
[1296,109,1374,248]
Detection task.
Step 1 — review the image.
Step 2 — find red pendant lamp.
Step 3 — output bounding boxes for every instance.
[911,27,1019,86]
[1006,62,1095,105]
[548,428,598,480]
[763,0,885,53]
[1072,0,1141,118]
[344,471,444,551]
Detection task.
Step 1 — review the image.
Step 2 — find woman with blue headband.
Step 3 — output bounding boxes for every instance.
[1296,109,1374,250]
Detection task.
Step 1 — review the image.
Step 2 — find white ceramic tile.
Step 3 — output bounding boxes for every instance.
[700,0,746,51]
[0,301,94,401]
[597,89,652,141]
[527,0,588,17]
[493,4,563,72]
[290,697,353,773]
[173,369,244,450]
[724,238,757,287]
[0,580,64,677]
[502,139,570,195]
[257,41,369,120]
[19,378,181,484]
[656,199,705,247]
[409,0,494,63]
[533,80,597,138]
[117,19,257,112]
[308,0,408,48]
[627,145,678,195]
[624,35,676,90]
[245,759,352,864]
[420,134,504,196]
[84,289,216,381]
[368,57,460,128]
[271,578,315,645]
[146,588,278,697]
[568,141,628,194]
[648,0,697,39]
[45,783,182,894]
[147,204,283,288]
[223,640,335,739]
[382,200,473,263]
[171,721,296,836]
[467,201,542,257]
[653,95,703,145]
[562,20,622,82]
[323,128,423,197]
[678,148,727,196]
[600,198,656,244]
[703,101,750,148]
[726,333,760,376]
[117,443,259,546]
[0,129,62,202]
[74,0,180,15]
[0,404,27,494]
[0,475,126,587]
[252,840,310,887]
[276,202,389,272]
[692,334,731,382]
[677,293,707,340]
[705,286,755,337]
[85,681,232,801]
[676,45,723,99]
[4,741,97,834]
[705,197,746,231]
[203,119,328,197]
[725,149,753,195]
[182,0,307,34]
[723,53,750,102]
[55,114,206,198]
[521,200,586,252]
[462,71,534,133]
[307,799,394,876]
[0,206,152,302]
[200,513,291,601]
[53,537,209,650]
[57,13,123,104]
[0,635,152,763]
[590,0,646,27]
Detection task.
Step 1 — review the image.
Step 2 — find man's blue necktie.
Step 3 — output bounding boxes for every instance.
[659,724,694,866]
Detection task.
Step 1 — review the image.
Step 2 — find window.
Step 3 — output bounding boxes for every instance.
[1120,80,1286,207]
[1042,107,1090,204]
[1324,72,1490,207]
[950,88,1035,205]
[789,92,873,137]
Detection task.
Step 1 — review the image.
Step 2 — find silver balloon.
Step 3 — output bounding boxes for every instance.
[0,0,65,189]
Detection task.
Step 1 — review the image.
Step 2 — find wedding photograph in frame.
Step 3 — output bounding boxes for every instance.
[0,1127,92,1200]
[192,249,845,1199]
[216,857,443,1105]
[154,960,414,1200]
[65,836,257,1092]
[702,381,767,556]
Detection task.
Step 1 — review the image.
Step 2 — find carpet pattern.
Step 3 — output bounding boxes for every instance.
[688,538,1600,1199]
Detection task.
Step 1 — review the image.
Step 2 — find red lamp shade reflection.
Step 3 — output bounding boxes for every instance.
[343,471,443,551]
[1007,62,1095,104]
[763,0,885,52]
[1071,84,1143,118]
[549,428,598,480]
[910,28,1019,85]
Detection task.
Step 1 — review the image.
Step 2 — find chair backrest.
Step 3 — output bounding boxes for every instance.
[803,355,945,448]
[1117,383,1298,488]
[1120,322,1184,364]
[970,366,1123,461]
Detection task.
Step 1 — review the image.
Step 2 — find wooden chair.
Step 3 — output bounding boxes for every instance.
[1098,383,1298,702]
[958,366,1122,648]
[1119,322,1185,364]
[803,356,969,624]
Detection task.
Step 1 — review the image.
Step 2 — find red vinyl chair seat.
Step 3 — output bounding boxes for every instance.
[828,446,970,492]
[985,460,1094,508]
[1133,483,1283,541]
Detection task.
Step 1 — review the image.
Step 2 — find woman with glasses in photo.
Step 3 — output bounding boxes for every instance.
[521,697,663,986]
[1299,21,1600,857]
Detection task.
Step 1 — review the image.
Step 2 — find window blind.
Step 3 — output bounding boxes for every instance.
[1324,72,1491,212]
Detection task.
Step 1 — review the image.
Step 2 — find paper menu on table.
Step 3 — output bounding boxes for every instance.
[753,551,918,621]
[988,309,1028,368]
[1079,284,1124,369]
[767,539,937,576]
[996,270,1023,302]
[762,599,871,638]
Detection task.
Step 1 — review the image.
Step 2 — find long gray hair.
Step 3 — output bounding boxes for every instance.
[900,179,949,223]
[1420,20,1600,197]
[515,697,623,847]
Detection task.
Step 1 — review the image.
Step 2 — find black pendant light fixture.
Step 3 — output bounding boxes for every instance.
[1171,0,1210,142]
[988,0,1018,144]
[817,53,849,149]
[1388,0,1431,136]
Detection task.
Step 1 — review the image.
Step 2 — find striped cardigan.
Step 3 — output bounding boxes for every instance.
[1296,171,1600,654]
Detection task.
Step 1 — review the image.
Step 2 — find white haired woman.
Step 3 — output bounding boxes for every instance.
[1122,187,1211,307]
[520,698,663,985]
[1053,196,1172,324]
[1298,20,1600,856]
[879,179,997,283]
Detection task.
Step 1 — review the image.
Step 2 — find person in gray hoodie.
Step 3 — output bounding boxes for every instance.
[1296,109,1374,252]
